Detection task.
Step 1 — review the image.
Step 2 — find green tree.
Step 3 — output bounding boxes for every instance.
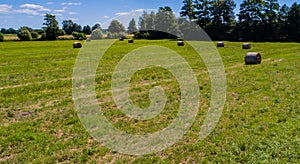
[62,20,82,34]
[194,0,212,29]
[82,25,92,34]
[207,0,236,40]
[43,14,60,40]
[92,23,102,31]
[262,0,279,41]
[180,0,196,20]
[7,28,17,34]
[1,28,6,34]
[106,32,120,39]
[277,4,289,40]
[0,33,4,42]
[139,12,147,31]
[31,31,39,39]
[73,23,82,32]
[19,26,34,32]
[178,18,203,40]
[210,0,236,26]
[139,11,156,31]
[237,0,265,41]
[17,26,39,39]
[62,20,74,35]
[17,28,32,41]
[72,31,87,39]
[108,20,125,33]
[155,6,180,35]
[127,19,138,33]
[90,28,104,39]
[57,29,66,36]
[147,11,157,30]
[286,2,300,42]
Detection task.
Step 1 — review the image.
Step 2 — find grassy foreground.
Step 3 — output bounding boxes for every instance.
[0,40,299,163]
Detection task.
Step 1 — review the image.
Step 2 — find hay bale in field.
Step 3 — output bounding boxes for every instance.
[177,41,185,46]
[86,38,91,42]
[73,42,82,48]
[242,43,251,49]
[119,37,124,41]
[217,42,224,47]
[128,39,134,43]
[245,52,262,64]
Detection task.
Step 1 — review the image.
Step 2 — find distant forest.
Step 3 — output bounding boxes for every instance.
[1,0,299,42]
[180,0,300,42]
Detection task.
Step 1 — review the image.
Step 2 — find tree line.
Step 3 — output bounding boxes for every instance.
[180,0,300,42]
[0,1,299,42]
[0,14,136,41]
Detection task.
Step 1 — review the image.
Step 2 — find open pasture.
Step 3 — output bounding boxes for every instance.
[0,40,299,163]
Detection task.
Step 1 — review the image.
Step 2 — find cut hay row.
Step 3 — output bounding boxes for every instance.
[0,78,71,90]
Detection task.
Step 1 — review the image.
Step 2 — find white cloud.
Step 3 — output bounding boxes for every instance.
[46,2,53,5]
[54,13,63,17]
[103,16,110,19]
[115,12,130,16]
[20,4,51,12]
[115,9,147,16]
[14,9,40,15]
[61,2,82,6]
[68,12,77,15]
[54,9,65,13]
[133,9,144,12]
[0,4,13,13]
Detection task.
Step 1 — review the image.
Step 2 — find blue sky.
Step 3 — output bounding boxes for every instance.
[0,0,297,29]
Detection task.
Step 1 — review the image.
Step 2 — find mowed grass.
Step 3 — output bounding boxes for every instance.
[0,40,299,163]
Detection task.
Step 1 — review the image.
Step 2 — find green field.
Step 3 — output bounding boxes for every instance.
[0,40,299,163]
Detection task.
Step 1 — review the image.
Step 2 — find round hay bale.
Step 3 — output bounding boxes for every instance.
[119,37,124,41]
[217,42,224,47]
[245,52,262,64]
[128,39,134,43]
[242,43,251,49]
[86,38,91,42]
[177,41,185,46]
[78,37,83,41]
[73,42,82,48]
